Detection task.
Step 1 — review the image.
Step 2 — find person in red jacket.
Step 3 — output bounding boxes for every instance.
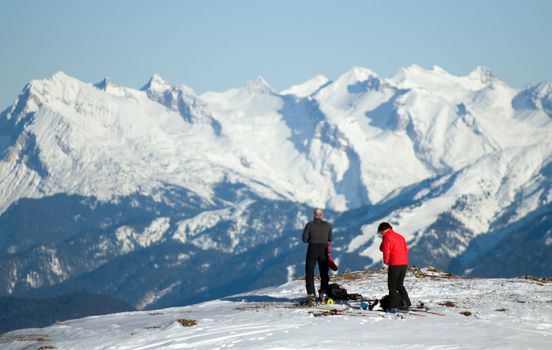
[378,222,411,313]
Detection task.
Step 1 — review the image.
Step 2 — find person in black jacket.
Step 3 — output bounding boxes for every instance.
[302,208,333,304]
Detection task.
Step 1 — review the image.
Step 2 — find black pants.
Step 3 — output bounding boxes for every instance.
[388,265,411,309]
[305,243,329,295]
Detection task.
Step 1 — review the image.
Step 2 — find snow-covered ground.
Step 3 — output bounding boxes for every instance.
[2,268,550,349]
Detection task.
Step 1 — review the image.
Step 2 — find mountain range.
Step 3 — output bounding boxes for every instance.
[0,64,550,312]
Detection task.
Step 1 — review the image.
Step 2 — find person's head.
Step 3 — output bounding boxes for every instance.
[377,222,392,236]
[313,208,324,219]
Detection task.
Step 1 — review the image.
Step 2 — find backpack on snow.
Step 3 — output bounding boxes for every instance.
[379,294,391,310]
[326,283,348,300]
[379,292,409,310]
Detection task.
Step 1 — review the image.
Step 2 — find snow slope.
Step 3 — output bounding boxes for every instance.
[1,268,550,349]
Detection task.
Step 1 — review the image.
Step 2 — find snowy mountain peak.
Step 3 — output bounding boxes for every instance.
[338,66,379,85]
[468,66,498,84]
[389,64,500,92]
[431,65,448,74]
[391,63,425,78]
[50,71,76,83]
[22,71,79,95]
[0,73,80,126]
[389,64,432,89]
[245,76,273,94]
[280,74,330,97]
[141,74,172,92]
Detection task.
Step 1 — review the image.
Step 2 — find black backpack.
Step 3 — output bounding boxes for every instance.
[379,294,391,310]
[326,283,348,300]
[379,292,409,310]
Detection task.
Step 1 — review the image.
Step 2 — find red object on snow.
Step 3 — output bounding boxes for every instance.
[326,242,338,271]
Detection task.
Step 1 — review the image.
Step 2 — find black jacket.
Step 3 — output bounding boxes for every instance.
[302,219,332,244]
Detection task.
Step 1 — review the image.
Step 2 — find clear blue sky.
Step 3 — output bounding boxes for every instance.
[1,0,551,109]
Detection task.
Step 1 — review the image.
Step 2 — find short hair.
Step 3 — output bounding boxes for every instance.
[377,222,392,232]
[313,208,324,218]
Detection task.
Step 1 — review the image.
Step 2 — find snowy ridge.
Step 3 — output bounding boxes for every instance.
[1,66,550,215]
[280,74,330,97]
[0,66,550,210]
[115,217,171,253]
[172,199,255,252]
[1,268,550,349]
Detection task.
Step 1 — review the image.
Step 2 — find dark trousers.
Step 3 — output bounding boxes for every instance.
[388,265,411,309]
[305,243,329,295]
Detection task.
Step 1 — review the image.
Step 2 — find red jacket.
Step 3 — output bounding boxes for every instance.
[379,228,408,266]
